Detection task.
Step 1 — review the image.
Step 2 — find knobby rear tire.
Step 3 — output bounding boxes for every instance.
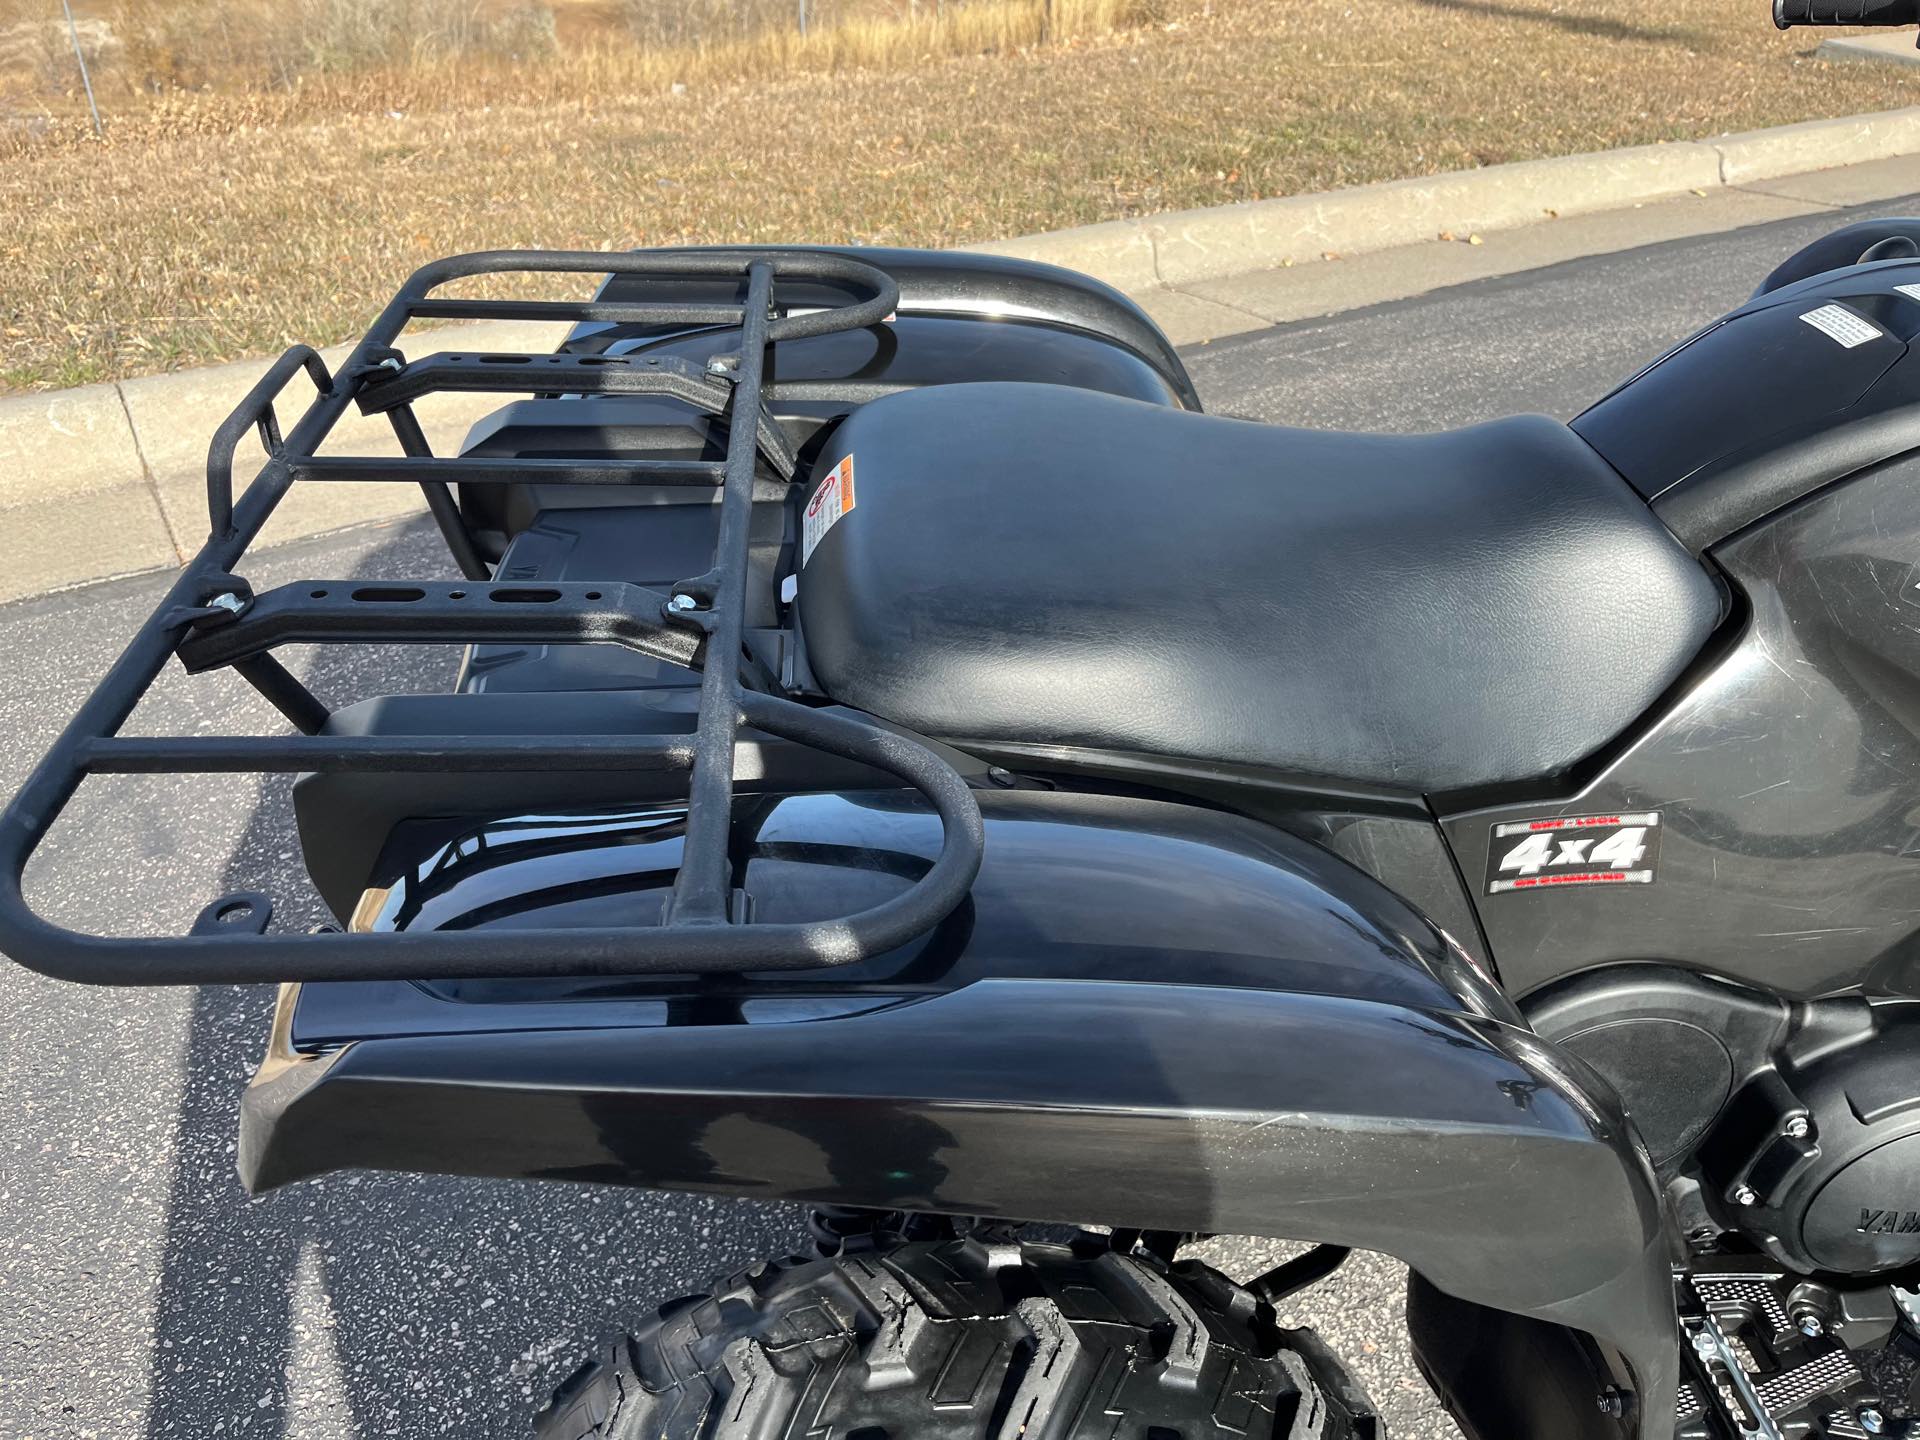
[533,1239,1379,1440]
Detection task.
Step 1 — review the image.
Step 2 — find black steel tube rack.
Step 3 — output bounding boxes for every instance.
[0,249,985,986]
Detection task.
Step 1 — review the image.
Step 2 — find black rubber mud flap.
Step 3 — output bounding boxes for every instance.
[1406,1273,1633,1440]
[534,1239,1379,1440]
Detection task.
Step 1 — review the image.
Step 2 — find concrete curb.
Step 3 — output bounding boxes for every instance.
[1820,33,1920,68]
[3,104,1918,601]
[0,318,571,601]
[972,106,1920,284]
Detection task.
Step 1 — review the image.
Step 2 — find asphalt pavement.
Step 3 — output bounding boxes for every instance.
[3,191,1917,1440]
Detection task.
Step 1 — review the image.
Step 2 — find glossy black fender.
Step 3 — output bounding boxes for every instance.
[242,789,1677,1436]
[1572,246,1920,551]
[580,245,1201,410]
[1754,218,1920,296]
[453,247,1200,553]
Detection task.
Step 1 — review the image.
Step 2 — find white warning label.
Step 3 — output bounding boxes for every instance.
[801,455,855,565]
[1799,304,1882,349]
[1897,283,1920,303]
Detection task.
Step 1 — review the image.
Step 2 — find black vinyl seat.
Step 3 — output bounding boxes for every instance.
[796,382,1724,795]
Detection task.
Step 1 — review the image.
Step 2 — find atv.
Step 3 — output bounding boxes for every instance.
[8,7,1920,1436]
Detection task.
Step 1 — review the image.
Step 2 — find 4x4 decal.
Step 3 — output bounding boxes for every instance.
[1485,811,1661,894]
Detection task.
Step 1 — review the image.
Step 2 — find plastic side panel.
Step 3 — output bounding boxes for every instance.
[1446,453,1920,1001]
[241,978,1675,1436]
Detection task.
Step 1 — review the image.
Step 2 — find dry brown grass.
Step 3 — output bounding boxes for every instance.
[3,0,1918,392]
[0,0,1149,110]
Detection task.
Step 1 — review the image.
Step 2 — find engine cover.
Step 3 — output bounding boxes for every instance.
[1705,1014,1920,1275]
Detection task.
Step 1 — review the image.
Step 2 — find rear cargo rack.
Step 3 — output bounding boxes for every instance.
[0,250,984,985]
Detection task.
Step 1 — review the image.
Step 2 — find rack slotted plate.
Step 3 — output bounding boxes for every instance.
[0,250,984,986]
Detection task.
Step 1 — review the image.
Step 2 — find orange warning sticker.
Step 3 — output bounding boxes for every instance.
[802,454,855,565]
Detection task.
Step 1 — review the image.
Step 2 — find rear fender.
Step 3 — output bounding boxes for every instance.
[582,245,1200,410]
[245,979,1673,1434]
[245,788,1676,1435]
[454,247,1200,545]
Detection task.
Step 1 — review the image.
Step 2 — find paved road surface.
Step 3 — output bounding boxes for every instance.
[4,192,1915,1439]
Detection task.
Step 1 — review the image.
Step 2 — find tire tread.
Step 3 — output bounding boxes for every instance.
[532,1241,1379,1440]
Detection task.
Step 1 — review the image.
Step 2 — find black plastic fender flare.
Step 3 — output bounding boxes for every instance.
[1752,217,1920,298]
[586,244,1203,410]
[241,976,1676,1436]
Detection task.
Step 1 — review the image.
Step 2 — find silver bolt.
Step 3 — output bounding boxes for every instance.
[668,593,699,612]
[1860,1407,1886,1434]
[207,591,247,615]
[1786,1115,1811,1139]
[1691,1331,1717,1355]
[1798,1314,1824,1337]
[1732,1184,1759,1207]
[705,355,739,376]
[376,356,403,373]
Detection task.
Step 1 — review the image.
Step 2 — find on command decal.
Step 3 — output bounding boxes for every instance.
[801,454,856,565]
[1485,811,1661,895]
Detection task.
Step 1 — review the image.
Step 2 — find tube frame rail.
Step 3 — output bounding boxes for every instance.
[0,249,985,986]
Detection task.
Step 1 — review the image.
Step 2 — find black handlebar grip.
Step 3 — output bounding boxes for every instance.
[1775,0,1919,26]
